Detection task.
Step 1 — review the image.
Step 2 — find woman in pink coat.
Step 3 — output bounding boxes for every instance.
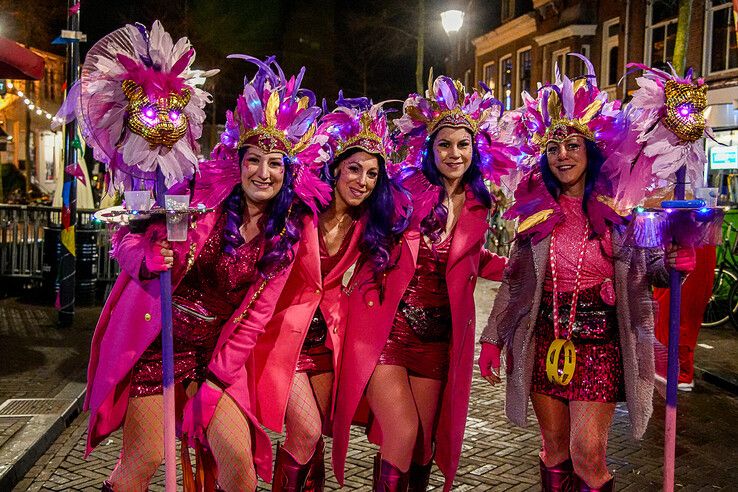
[87,58,329,492]
[252,96,405,491]
[331,77,515,492]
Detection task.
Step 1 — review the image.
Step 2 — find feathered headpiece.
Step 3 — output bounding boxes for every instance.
[605,64,710,209]
[316,92,394,162]
[55,21,218,190]
[393,75,517,185]
[214,55,331,214]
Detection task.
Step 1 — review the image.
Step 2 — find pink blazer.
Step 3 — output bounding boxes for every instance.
[84,159,295,481]
[331,181,507,492]
[251,216,366,432]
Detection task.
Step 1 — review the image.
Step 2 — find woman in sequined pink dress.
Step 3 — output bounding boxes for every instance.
[478,61,695,492]
[250,97,405,491]
[332,77,514,492]
[87,58,329,492]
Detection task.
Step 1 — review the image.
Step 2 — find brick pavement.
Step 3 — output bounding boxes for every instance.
[10,282,738,490]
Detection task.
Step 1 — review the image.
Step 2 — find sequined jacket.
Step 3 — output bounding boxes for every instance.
[480,226,669,439]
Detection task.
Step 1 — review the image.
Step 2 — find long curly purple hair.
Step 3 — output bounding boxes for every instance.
[417,128,493,242]
[222,147,305,277]
[325,148,407,277]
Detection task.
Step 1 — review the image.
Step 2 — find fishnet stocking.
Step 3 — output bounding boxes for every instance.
[309,371,333,433]
[408,375,442,465]
[207,392,257,491]
[284,372,324,464]
[108,395,165,491]
[531,393,614,487]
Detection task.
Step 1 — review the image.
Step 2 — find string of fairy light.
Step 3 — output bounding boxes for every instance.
[4,81,65,125]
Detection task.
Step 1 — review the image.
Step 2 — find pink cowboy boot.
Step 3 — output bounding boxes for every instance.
[572,473,614,492]
[303,437,326,492]
[272,443,310,492]
[540,457,573,491]
[407,454,433,491]
[373,454,409,492]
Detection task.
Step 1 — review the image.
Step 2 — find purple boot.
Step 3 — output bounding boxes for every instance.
[572,473,614,492]
[407,457,433,492]
[373,454,409,492]
[540,458,573,492]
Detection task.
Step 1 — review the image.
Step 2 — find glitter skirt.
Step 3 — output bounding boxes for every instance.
[296,308,333,373]
[531,285,625,403]
[377,303,450,381]
[130,297,224,398]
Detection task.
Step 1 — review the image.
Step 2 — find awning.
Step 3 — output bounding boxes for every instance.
[0,37,45,80]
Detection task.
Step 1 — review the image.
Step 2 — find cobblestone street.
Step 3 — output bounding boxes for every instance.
[9,281,738,491]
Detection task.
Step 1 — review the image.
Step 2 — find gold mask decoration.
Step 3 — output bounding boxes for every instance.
[122,79,191,149]
[663,79,708,143]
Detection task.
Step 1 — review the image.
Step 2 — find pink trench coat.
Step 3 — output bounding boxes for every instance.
[331,177,507,492]
[252,216,366,432]
[84,159,297,481]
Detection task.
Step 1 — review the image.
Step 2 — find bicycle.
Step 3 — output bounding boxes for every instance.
[703,222,738,329]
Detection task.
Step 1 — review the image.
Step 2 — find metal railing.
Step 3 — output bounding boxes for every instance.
[0,204,119,287]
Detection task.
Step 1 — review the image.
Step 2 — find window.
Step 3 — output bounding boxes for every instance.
[501,0,516,22]
[706,0,738,74]
[601,18,620,87]
[645,0,679,67]
[517,47,532,104]
[499,54,513,110]
[551,47,569,81]
[483,62,496,96]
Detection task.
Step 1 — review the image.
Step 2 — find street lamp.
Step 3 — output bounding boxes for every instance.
[441,9,465,34]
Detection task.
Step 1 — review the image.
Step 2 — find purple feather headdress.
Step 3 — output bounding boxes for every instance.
[394,75,517,185]
[54,20,218,190]
[315,91,394,162]
[603,63,710,209]
[213,55,331,215]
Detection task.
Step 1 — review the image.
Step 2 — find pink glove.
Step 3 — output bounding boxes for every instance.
[667,245,696,273]
[181,382,223,448]
[478,342,502,382]
[142,240,172,276]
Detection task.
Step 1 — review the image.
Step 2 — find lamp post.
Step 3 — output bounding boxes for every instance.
[441,9,464,78]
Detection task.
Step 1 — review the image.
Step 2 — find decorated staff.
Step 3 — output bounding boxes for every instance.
[55,20,216,490]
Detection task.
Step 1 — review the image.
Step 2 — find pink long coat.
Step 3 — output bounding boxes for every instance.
[84,159,296,481]
[331,175,507,491]
[251,216,365,432]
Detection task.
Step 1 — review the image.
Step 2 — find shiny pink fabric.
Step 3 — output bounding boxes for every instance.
[543,195,614,293]
[251,218,366,433]
[332,175,508,492]
[84,159,292,481]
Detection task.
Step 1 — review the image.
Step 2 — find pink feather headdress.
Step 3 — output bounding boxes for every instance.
[393,75,517,185]
[604,64,710,209]
[55,21,218,190]
[213,55,331,215]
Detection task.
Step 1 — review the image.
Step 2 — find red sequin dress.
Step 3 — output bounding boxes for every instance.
[378,231,454,380]
[532,195,624,402]
[296,223,356,373]
[131,213,263,397]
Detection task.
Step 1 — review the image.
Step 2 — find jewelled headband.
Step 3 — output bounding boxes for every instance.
[335,113,385,158]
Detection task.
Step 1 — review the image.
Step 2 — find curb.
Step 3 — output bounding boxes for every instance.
[695,366,738,396]
[0,381,86,491]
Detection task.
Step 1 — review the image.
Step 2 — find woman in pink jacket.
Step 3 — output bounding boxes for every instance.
[88,57,329,492]
[252,95,405,491]
[331,77,515,492]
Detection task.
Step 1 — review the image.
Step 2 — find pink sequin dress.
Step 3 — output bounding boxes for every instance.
[377,231,454,381]
[296,223,356,373]
[532,194,625,402]
[131,213,263,397]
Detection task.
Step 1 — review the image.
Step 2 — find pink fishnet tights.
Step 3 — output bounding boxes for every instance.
[283,371,333,464]
[532,393,614,487]
[207,392,257,491]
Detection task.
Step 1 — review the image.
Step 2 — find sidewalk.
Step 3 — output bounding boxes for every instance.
[0,295,99,490]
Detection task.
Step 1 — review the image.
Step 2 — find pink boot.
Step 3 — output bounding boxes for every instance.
[373,454,409,492]
[572,473,614,492]
[303,437,325,492]
[272,443,310,492]
[540,458,573,491]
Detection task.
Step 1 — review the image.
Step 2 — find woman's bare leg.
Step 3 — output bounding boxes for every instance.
[531,393,571,467]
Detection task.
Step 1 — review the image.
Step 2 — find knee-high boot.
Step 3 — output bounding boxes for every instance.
[407,455,433,492]
[100,481,114,492]
[540,458,573,492]
[272,443,310,492]
[572,473,614,492]
[303,437,325,492]
[373,454,409,492]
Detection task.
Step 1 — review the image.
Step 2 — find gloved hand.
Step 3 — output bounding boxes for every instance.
[667,245,696,273]
[477,342,502,386]
[143,239,173,276]
[181,382,223,448]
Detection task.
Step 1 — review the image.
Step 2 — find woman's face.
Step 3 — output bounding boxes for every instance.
[333,150,380,208]
[545,135,588,194]
[240,145,286,204]
[433,127,473,183]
